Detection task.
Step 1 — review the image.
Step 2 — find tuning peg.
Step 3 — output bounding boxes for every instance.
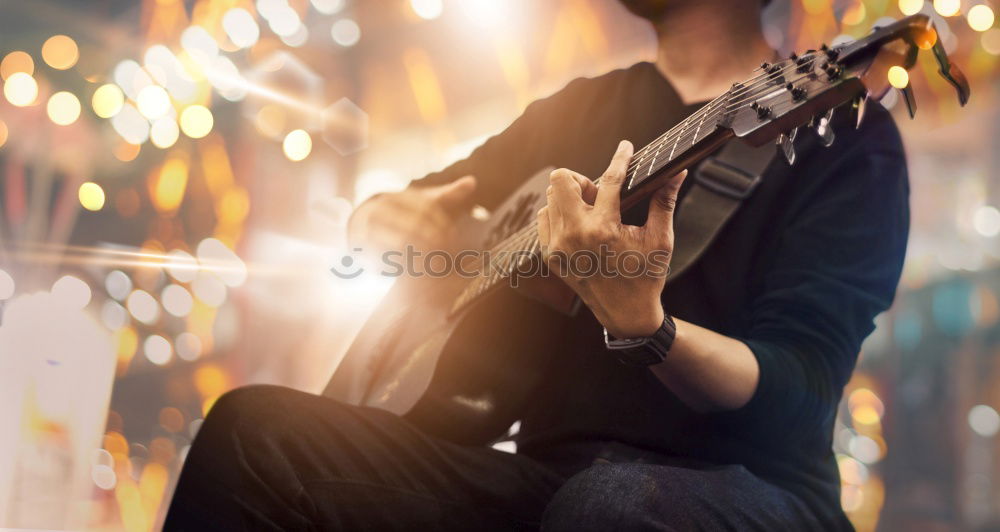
[777,132,796,165]
[852,92,869,130]
[900,84,917,119]
[814,108,835,147]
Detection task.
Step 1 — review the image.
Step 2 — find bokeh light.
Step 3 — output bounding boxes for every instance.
[179,105,213,139]
[331,19,361,47]
[150,117,180,149]
[974,205,1000,237]
[127,289,160,324]
[934,0,961,17]
[144,335,172,366]
[411,0,444,20]
[192,272,227,307]
[969,404,1000,437]
[165,249,198,283]
[175,332,203,361]
[1,50,34,80]
[887,66,910,89]
[984,28,1000,53]
[898,0,924,15]
[41,34,79,70]
[78,182,106,211]
[92,83,125,118]
[4,72,38,106]
[161,284,194,317]
[968,4,996,32]
[0,269,15,300]
[223,8,261,49]
[47,91,82,126]
[101,300,129,330]
[51,275,92,309]
[842,2,867,25]
[283,129,312,161]
[136,85,172,120]
[111,103,150,145]
[0,119,8,149]
[311,0,346,15]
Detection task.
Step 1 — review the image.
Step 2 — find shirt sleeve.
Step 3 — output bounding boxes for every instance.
[408,79,587,211]
[729,111,910,437]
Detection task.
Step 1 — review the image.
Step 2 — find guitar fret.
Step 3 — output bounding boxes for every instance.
[692,111,707,146]
[667,116,688,162]
[646,142,662,176]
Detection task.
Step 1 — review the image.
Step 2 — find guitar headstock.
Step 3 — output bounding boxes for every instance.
[723,14,970,162]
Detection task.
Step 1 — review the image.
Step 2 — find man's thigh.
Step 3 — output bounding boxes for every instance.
[541,461,822,531]
[166,385,563,531]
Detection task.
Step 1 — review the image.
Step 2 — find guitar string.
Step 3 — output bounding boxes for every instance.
[624,54,821,173]
[624,60,795,165]
[457,58,829,303]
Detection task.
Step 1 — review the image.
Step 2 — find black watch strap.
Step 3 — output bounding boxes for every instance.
[603,315,676,366]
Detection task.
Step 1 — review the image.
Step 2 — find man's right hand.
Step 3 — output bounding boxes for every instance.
[348,176,477,255]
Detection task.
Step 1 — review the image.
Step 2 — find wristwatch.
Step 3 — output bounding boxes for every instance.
[603,314,676,366]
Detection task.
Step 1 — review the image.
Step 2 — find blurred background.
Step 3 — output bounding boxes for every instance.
[0,0,997,530]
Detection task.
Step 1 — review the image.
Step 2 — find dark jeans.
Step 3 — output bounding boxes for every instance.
[164,385,823,531]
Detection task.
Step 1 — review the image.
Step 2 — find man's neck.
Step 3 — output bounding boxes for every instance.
[653,1,774,104]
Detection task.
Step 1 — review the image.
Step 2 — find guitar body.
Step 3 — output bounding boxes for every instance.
[324,168,577,444]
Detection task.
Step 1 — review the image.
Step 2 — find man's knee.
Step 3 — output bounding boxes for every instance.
[541,463,680,532]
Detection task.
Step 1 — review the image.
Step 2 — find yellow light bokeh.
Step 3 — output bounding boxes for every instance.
[898,0,924,15]
[283,129,312,161]
[0,119,8,149]
[41,35,79,70]
[179,105,214,139]
[92,83,125,118]
[150,118,180,149]
[984,28,1000,54]
[842,2,867,25]
[851,405,882,425]
[136,85,171,120]
[114,141,141,162]
[887,65,910,89]
[1,51,34,80]
[47,91,81,126]
[968,4,996,31]
[150,157,189,213]
[194,363,230,398]
[79,182,106,211]
[933,0,960,16]
[3,72,38,107]
[915,27,938,49]
[254,104,286,138]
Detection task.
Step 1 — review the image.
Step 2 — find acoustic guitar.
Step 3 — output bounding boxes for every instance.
[324,15,970,445]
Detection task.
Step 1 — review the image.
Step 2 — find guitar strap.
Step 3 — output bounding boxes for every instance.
[666,140,776,282]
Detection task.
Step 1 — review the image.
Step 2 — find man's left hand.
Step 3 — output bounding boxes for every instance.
[537,140,687,339]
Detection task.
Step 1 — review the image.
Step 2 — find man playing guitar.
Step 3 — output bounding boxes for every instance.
[166,0,910,529]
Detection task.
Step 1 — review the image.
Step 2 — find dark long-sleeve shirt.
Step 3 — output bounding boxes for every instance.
[412,62,909,528]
